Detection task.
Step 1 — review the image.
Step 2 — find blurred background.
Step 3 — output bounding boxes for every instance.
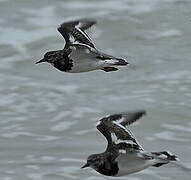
[0,0,191,179]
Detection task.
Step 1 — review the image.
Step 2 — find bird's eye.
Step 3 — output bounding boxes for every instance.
[45,52,52,58]
[88,158,96,163]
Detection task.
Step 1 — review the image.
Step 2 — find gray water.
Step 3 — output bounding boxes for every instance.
[0,0,191,179]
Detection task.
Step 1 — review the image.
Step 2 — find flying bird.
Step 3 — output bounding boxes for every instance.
[36,19,129,73]
[82,111,178,176]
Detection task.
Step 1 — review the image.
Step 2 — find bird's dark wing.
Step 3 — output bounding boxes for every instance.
[96,111,146,152]
[105,111,146,127]
[57,19,96,49]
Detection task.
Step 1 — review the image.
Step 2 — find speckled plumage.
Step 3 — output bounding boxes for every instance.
[36,19,129,73]
[82,111,178,177]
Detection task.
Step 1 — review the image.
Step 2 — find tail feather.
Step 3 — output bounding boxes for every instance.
[152,151,178,167]
[114,58,129,66]
[104,58,129,66]
[162,151,178,161]
[152,152,191,174]
[153,151,178,161]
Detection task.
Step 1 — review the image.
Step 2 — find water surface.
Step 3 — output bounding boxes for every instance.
[0,0,191,179]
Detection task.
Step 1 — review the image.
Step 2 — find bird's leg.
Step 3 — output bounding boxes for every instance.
[101,67,118,72]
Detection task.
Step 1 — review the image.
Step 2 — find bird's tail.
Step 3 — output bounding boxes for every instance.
[152,151,178,167]
[151,151,191,175]
[104,58,129,66]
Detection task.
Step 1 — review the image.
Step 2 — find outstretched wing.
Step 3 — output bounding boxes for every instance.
[96,111,146,152]
[57,19,96,49]
[104,111,146,127]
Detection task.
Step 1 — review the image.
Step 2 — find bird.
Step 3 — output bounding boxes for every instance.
[35,18,129,73]
[81,110,178,177]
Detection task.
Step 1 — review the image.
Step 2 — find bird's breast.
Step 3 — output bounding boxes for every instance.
[53,56,73,72]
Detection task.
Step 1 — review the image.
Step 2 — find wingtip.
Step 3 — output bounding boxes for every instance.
[139,110,146,116]
[58,18,97,28]
[115,110,147,126]
[122,110,146,117]
[133,110,147,119]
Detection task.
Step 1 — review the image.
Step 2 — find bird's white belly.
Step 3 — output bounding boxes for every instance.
[68,58,105,73]
[115,153,153,176]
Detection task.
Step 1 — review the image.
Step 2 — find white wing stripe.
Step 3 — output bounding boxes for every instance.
[72,42,93,49]
[111,132,137,146]
[113,121,131,134]
[115,117,125,124]
[128,129,143,150]
[76,27,92,42]
[113,121,144,150]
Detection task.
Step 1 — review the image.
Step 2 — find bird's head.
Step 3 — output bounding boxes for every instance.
[36,50,60,64]
[81,154,103,170]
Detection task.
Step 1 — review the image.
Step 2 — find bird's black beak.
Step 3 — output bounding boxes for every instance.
[35,58,46,64]
[81,163,89,169]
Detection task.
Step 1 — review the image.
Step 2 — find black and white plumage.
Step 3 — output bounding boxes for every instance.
[36,19,129,73]
[82,111,178,177]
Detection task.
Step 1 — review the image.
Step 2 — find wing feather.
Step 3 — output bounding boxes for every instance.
[96,111,146,152]
[57,19,96,48]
